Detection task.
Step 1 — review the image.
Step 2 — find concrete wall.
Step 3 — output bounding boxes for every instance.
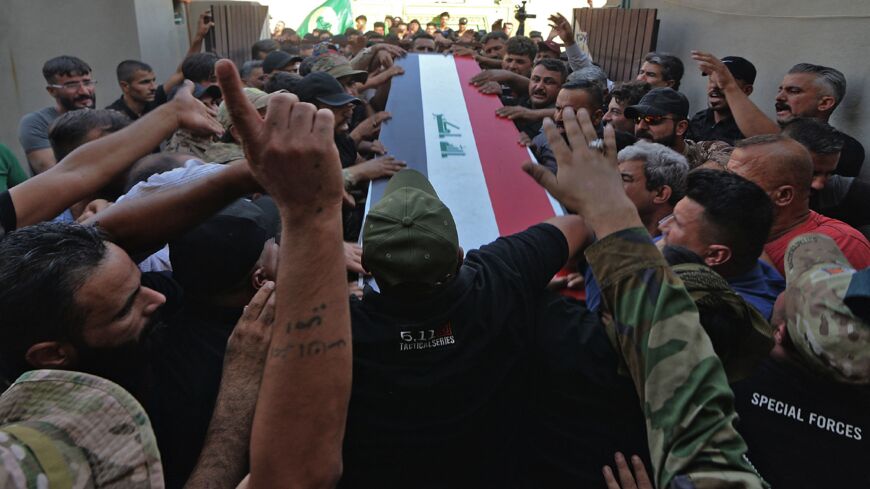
[631,0,870,175]
[0,0,189,166]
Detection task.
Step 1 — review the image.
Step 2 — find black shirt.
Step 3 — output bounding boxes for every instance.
[835,131,865,177]
[687,108,744,144]
[0,190,15,238]
[732,357,870,488]
[520,292,651,488]
[105,85,168,121]
[336,132,358,169]
[340,223,569,489]
[147,301,243,489]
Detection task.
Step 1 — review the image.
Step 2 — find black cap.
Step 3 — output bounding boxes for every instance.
[459,17,468,25]
[193,83,221,100]
[169,198,279,297]
[720,56,756,84]
[295,71,361,107]
[263,50,304,74]
[625,87,690,119]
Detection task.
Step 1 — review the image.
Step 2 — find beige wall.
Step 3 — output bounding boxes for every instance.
[0,0,189,166]
[631,0,870,176]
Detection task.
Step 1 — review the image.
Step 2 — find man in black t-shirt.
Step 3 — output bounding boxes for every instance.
[341,170,587,488]
[687,56,755,144]
[732,234,870,488]
[106,60,167,120]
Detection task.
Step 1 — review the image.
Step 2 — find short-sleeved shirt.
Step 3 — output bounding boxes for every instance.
[764,210,870,275]
[687,108,744,145]
[732,357,870,488]
[341,223,568,488]
[18,106,60,153]
[0,144,27,193]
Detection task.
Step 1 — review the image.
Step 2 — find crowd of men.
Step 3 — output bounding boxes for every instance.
[0,7,867,489]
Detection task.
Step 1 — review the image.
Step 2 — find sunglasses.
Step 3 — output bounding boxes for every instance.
[635,114,674,125]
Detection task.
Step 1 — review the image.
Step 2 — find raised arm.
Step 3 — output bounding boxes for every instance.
[9,81,222,229]
[549,13,593,70]
[184,284,276,489]
[85,160,258,255]
[524,108,767,489]
[162,11,215,94]
[217,59,352,489]
[692,51,779,137]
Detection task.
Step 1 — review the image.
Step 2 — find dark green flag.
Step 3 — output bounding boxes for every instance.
[297,0,353,36]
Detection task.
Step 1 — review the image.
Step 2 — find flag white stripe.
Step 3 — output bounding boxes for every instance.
[418,55,501,252]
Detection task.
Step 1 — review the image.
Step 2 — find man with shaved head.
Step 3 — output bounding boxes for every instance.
[726,134,870,274]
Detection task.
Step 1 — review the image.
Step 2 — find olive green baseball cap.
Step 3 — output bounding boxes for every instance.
[311,55,368,85]
[217,88,288,130]
[362,170,460,289]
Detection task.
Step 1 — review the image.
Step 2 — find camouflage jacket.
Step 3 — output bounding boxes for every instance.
[586,228,768,489]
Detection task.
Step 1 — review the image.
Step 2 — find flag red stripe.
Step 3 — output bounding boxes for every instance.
[453,57,557,236]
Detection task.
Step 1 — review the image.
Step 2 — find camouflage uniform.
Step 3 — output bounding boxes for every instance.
[672,263,774,383]
[163,129,214,161]
[783,234,870,384]
[682,139,707,169]
[0,370,164,488]
[203,142,245,164]
[586,228,767,489]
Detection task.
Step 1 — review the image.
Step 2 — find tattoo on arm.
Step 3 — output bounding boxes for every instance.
[270,339,347,359]
[284,304,327,333]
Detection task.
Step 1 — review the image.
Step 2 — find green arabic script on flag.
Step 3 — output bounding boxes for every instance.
[296,0,353,36]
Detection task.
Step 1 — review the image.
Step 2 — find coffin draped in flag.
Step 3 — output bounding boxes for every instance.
[296,0,353,37]
[368,53,564,253]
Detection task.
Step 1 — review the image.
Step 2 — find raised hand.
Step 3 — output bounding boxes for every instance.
[691,51,738,91]
[196,10,215,39]
[215,59,342,216]
[522,108,641,238]
[548,13,575,45]
[172,80,225,137]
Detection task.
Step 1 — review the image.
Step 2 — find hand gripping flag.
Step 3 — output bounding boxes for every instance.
[367,53,564,253]
[296,0,353,36]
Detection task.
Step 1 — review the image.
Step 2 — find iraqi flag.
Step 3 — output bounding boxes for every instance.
[367,53,564,253]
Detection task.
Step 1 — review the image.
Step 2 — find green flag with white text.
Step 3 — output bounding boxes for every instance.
[296,0,353,36]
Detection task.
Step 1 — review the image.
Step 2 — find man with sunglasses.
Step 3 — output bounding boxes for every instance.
[625,87,705,168]
[18,55,96,175]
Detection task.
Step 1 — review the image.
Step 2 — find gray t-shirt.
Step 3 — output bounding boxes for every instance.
[18,106,60,153]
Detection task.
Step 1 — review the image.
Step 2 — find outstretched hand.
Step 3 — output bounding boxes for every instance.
[522,108,641,238]
[216,59,343,216]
